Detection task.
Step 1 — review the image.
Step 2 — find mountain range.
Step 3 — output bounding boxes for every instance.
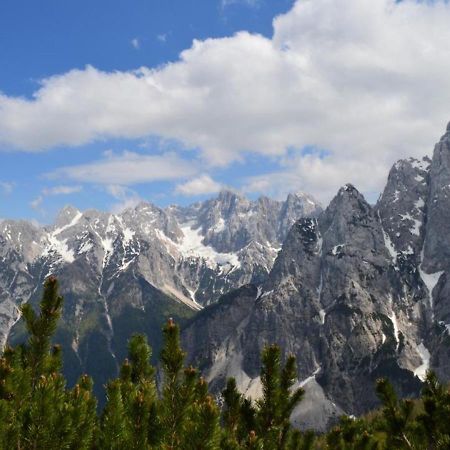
[182,122,450,429]
[0,189,320,399]
[2,122,450,430]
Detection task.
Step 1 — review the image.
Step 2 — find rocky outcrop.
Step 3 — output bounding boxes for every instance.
[4,123,450,428]
[0,191,321,401]
[182,123,450,430]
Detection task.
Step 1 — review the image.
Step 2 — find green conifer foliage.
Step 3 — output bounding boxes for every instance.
[99,379,130,449]
[159,318,221,450]
[0,276,97,450]
[416,371,450,449]
[221,344,308,450]
[5,276,450,449]
[98,334,158,449]
[69,375,98,450]
[256,345,305,449]
[184,379,221,450]
[326,416,380,450]
[222,377,256,447]
[375,377,415,450]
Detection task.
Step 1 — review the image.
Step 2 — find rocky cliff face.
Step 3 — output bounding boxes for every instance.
[0,191,321,398]
[182,123,450,430]
[4,124,450,428]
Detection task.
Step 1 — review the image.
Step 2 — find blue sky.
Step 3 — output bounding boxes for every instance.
[0,0,293,96]
[1,0,450,221]
[0,0,294,221]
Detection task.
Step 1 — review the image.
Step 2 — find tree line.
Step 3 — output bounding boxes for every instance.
[0,277,449,449]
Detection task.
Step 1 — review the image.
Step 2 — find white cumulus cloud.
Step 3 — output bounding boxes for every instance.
[30,185,82,210]
[1,0,450,202]
[48,151,198,185]
[175,174,223,196]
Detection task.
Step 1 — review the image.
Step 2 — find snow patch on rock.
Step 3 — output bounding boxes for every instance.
[419,248,444,311]
[42,211,83,264]
[414,343,430,381]
[178,222,241,269]
[388,295,400,351]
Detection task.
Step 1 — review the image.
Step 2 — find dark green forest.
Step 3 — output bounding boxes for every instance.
[1,277,449,450]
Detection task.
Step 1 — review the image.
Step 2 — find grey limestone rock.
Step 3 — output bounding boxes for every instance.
[182,123,450,428]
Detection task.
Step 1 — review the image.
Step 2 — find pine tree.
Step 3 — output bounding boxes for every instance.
[159,318,221,450]
[221,377,257,448]
[416,371,450,449]
[98,334,159,449]
[68,374,97,450]
[255,345,305,449]
[184,377,221,450]
[375,377,415,450]
[221,344,307,450]
[123,334,159,448]
[20,276,63,386]
[326,416,379,450]
[99,379,130,449]
[0,276,97,450]
[9,276,450,448]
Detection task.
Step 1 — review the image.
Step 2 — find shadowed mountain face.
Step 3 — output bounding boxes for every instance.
[0,191,321,400]
[182,123,450,431]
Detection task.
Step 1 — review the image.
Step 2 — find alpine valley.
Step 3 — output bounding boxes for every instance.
[3,123,450,430]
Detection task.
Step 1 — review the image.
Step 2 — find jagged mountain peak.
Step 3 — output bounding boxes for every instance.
[445,120,450,133]
[322,184,371,225]
[339,183,360,196]
[0,188,321,316]
[379,156,429,213]
[422,121,450,273]
[80,208,110,221]
[284,191,321,211]
[182,123,450,430]
[7,123,450,429]
[130,200,162,213]
[54,205,82,227]
[436,120,450,142]
[255,194,277,207]
[213,190,251,214]
[122,201,179,235]
[392,156,431,173]
[0,219,43,261]
[336,184,370,209]
[376,156,429,268]
[288,190,318,202]
[216,189,245,202]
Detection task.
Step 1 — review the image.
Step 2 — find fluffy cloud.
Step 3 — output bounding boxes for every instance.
[244,153,388,203]
[30,185,82,210]
[2,0,450,201]
[49,152,197,185]
[105,184,142,212]
[175,174,223,196]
